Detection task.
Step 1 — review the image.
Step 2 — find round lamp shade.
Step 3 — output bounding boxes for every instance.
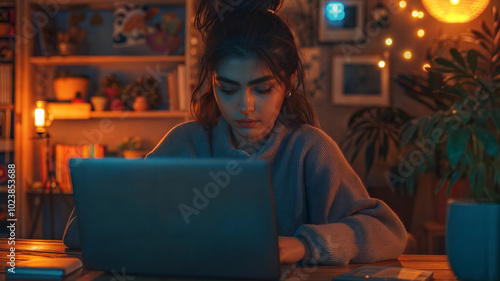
[422,0,490,23]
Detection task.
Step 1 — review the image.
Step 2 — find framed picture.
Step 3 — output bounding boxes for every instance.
[332,54,390,106]
[318,0,365,43]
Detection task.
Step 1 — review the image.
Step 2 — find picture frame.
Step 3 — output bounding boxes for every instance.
[318,0,365,43]
[331,54,390,106]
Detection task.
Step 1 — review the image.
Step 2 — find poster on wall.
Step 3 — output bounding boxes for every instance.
[113,4,184,55]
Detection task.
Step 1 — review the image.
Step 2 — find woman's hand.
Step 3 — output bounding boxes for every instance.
[278,236,306,263]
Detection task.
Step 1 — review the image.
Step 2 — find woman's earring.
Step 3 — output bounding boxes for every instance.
[287,91,292,98]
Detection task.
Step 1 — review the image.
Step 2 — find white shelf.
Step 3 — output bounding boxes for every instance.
[90,110,189,119]
[29,55,185,66]
[50,110,189,120]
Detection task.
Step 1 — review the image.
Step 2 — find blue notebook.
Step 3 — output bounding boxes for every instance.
[6,258,82,280]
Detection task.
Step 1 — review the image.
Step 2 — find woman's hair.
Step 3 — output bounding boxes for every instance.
[189,0,319,128]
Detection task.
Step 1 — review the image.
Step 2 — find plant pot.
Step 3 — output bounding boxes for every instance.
[447,200,500,281]
[53,77,90,101]
[133,96,149,111]
[123,150,148,159]
[90,96,107,111]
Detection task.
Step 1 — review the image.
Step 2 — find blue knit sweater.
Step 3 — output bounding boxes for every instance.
[143,117,407,264]
[63,116,406,264]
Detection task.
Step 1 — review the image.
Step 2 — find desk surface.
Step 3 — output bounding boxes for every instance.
[0,239,457,281]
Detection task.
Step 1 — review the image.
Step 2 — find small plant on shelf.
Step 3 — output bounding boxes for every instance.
[121,75,160,111]
[116,136,148,159]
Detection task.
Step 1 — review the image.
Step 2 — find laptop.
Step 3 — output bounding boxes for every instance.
[69,158,282,280]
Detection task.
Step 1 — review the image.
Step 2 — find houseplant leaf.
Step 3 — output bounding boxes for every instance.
[447,128,470,169]
[434,58,464,73]
[435,171,452,193]
[450,48,466,69]
[447,170,463,197]
[470,126,499,158]
[490,108,500,130]
[466,50,478,74]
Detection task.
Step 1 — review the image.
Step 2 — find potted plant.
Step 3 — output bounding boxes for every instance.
[121,75,160,111]
[90,92,107,111]
[116,136,149,159]
[341,106,411,183]
[400,7,500,281]
[53,71,90,101]
[100,74,122,108]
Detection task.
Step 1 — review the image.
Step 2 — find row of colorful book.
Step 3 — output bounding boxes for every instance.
[40,144,106,192]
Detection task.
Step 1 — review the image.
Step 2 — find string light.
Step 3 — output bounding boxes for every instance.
[412,10,419,17]
[417,29,425,37]
[399,1,407,8]
[385,38,393,45]
[378,60,386,68]
[418,11,424,18]
[450,0,460,4]
[404,51,412,59]
[423,63,431,71]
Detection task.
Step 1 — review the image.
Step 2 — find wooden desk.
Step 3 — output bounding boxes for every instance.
[0,239,457,281]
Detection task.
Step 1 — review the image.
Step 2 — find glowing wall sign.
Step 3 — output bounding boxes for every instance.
[325,2,345,21]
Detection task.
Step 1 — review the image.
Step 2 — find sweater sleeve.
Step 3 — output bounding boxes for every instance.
[294,131,407,265]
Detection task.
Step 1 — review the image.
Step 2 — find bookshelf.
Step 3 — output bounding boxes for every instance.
[0,0,15,238]
[16,0,199,237]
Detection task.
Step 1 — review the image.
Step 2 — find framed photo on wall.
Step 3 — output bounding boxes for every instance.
[332,54,390,106]
[318,0,365,43]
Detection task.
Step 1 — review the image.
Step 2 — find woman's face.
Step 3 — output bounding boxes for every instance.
[213,57,286,145]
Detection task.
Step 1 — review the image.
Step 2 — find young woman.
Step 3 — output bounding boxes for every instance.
[63,0,407,265]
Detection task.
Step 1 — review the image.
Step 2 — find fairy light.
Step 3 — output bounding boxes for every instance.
[417,29,425,37]
[385,38,393,46]
[378,60,386,68]
[404,51,412,59]
[418,11,424,18]
[423,64,431,71]
[412,10,419,17]
[450,0,460,5]
[399,1,407,8]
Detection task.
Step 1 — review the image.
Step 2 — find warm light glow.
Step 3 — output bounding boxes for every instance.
[34,108,46,127]
[385,38,393,45]
[404,51,412,59]
[422,0,490,23]
[34,100,52,134]
[423,63,431,71]
[418,29,425,37]
[399,1,407,8]
[378,60,386,68]
[412,10,419,17]
[418,11,424,18]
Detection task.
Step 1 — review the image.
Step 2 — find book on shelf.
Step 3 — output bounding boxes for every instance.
[166,64,188,111]
[40,144,106,192]
[0,63,12,104]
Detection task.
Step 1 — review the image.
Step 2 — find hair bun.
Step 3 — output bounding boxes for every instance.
[195,0,283,36]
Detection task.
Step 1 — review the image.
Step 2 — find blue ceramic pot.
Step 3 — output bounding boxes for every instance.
[447,200,500,281]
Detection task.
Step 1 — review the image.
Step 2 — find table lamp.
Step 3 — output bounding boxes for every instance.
[30,100,69,239]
